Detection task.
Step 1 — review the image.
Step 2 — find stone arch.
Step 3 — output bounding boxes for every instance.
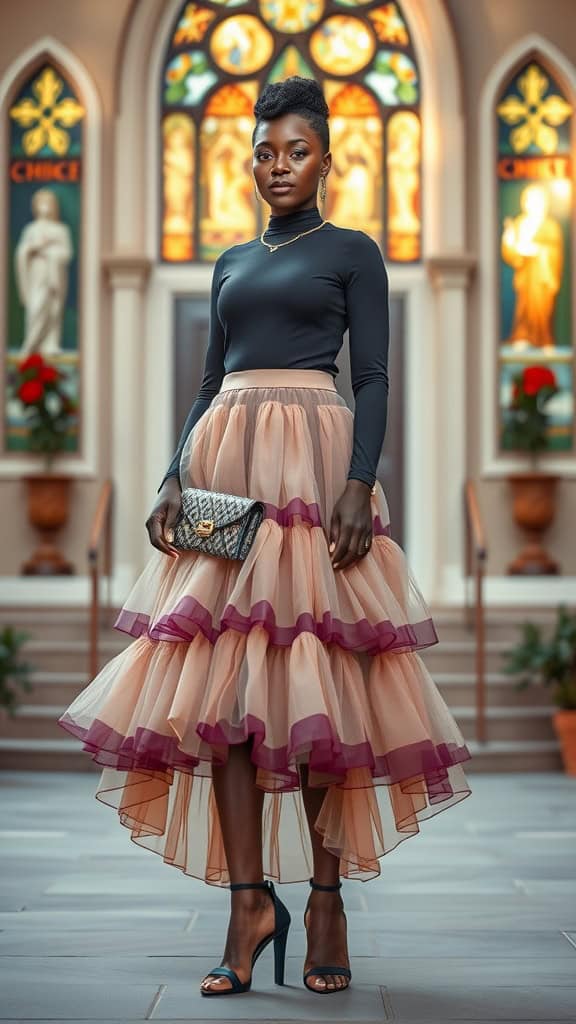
[114,0,465,257]
[111,0,469,599]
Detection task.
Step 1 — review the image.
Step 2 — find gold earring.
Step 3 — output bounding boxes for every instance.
[254,184,261,201]
[319,175,327,206]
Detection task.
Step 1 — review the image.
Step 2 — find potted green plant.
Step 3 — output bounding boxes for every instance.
[0,625,33,719]
[501,603,576,774]
[9,353,78,574]
[502,365,561,575]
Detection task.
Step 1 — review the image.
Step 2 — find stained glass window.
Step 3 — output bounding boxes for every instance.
[497,60,574,453]
[5,64,83,454]
[160,0,421,262]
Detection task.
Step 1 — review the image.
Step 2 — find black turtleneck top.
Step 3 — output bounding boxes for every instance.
[158,204,390,493]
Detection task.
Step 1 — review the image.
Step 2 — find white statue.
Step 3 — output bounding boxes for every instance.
[15,188,73,356]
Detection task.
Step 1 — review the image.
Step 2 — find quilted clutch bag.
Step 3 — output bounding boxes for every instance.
[172,486,265,560]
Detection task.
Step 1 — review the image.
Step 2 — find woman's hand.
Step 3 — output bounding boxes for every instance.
[145,477,182,559]
[328,479,374,571]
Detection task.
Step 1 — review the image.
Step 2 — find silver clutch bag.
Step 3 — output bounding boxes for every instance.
[172,486,265,560]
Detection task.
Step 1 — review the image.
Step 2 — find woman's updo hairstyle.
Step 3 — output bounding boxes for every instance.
[252,76,329,153]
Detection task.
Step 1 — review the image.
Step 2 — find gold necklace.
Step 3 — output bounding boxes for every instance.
[260,219,328,253]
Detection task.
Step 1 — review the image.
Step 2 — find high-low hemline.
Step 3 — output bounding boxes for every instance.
[58,371,472,884]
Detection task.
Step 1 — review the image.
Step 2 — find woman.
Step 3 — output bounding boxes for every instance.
[59,76,472,998]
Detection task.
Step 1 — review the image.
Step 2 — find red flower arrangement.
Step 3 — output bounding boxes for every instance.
[10,352,78,467]
[511,366,558,403]
[504,364,558,456]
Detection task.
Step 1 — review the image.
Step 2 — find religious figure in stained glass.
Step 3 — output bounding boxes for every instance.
[198,82,258,256]
[320,82,383,234]
[163,115,195,262]
[501,184,563,351]
[387,110,420,260]
[330,127,379,223]
[15,189,73,356]
[206,125,255,225]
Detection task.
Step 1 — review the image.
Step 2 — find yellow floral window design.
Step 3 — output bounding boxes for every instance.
[9,66,84,156]
[497,63,571,155]
[161,0,421,262]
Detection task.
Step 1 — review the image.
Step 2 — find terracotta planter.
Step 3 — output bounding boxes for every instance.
[21,473,75,575]
[506,471,560,575]
[553,710,576,776]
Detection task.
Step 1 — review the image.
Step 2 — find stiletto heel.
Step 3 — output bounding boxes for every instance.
[302,878,352,994]
[273,920,289,985]
[200,879,291,996]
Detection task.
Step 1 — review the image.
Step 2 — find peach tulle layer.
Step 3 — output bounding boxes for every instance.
[58,372,472,884]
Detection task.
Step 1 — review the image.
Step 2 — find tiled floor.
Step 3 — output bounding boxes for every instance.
[0,770,575,1022]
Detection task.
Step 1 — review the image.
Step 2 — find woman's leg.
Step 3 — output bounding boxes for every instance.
[299,765,350,991]
[200,740,275,993]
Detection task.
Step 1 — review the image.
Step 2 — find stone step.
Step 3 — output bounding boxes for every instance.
[420,639,515,674]
[431,606,562,637]
[0,607,119,642]
[464,739,562,773]
[0,736,563,774]
[16,672,89,705]
[13,642,519,683]
[0,705,71,742]
[19,638,129,673]
[17,672,550,703]
[0,737,99,772]
[1,607,565,774]
[433,673,554,707]
[12,668,553,711]
[18,637,517,676]
[453,705,557,742]
[1,604,561,641]
[0,700,559,747]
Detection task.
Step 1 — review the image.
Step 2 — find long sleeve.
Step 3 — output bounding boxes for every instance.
[344,231,390,489]
[157,251,227,493]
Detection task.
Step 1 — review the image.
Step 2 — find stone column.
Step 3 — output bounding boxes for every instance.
[426,254,476,603]
[103,254,153,598]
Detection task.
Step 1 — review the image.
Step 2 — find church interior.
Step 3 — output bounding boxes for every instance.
[0,0,575,777]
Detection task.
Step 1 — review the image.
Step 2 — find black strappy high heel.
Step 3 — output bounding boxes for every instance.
[302,878,352,994]
[200,879,291,996]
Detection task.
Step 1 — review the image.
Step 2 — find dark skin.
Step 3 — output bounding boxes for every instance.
[146,112,375,993]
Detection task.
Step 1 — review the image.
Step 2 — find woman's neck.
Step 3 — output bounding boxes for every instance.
[263,203,323,236]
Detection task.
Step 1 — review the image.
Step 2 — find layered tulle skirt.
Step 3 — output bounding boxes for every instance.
[58,368,472,884]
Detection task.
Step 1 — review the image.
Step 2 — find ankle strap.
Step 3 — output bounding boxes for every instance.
[309,877,342,892]
[229,880,272,892]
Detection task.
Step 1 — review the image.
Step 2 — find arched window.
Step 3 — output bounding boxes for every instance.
[496,58,573,454]
[159,0,421,263]
[5,62,84,456]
